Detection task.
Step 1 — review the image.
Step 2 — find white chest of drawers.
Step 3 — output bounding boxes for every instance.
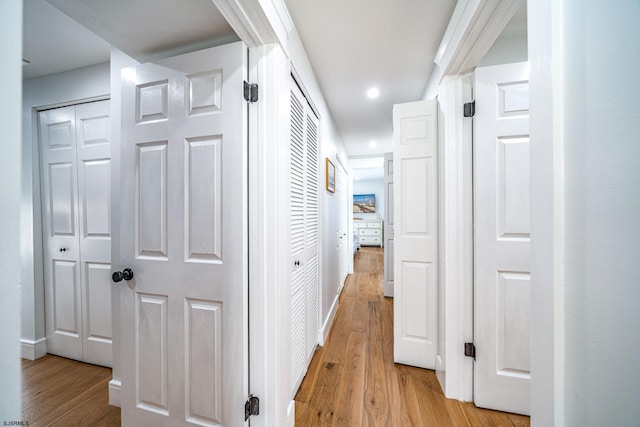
[353,220,383,247]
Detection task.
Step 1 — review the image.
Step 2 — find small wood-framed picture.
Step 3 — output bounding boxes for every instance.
[326,158,336,193]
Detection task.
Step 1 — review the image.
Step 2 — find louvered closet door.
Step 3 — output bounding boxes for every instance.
[289,78,320,396]
[304,103,319,362]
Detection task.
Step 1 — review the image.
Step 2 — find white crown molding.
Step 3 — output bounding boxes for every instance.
[435,0,522,77]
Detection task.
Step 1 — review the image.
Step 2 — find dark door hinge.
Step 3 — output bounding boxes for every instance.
[464,342,476,359]
[244,81,258,103]
[463,101,475,117]
[245,394,260,421]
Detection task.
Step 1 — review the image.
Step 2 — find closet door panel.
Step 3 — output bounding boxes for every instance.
[39,100,112,367]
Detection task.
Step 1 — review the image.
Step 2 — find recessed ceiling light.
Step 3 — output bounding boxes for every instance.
[369,140,377,148]
[366,87,379,99]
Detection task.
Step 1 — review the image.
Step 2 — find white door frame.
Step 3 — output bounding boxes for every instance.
[335,153,351,287]
[213,3,296,426]
[428,0,524,403]
[435,75,474,401]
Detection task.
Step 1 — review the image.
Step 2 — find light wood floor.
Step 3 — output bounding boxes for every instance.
[294,246,531,426]
[21,355,121,426]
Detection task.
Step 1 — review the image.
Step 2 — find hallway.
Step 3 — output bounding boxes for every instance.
[294,247,530,426]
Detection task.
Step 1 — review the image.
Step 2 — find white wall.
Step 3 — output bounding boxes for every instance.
[353,178,384,221]
[287,29,349,329]
[0,0,23,418]
[478,34,527,67]
[21,62,110,358]
[561,2,640,425]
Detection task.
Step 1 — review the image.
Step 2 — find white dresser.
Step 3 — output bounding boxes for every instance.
[353,220,383,247]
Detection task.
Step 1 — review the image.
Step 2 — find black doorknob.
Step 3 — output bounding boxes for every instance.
[112,268,134,283]
[122,268,134,281]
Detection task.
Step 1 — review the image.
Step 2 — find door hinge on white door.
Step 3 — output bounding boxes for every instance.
[245,394,260,420]
[244,81,259,103]
[463,101,475,117]
[464,342,476,360]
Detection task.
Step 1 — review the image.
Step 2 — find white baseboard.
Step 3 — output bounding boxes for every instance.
[20,338,46,360]
[286,399,295,427]
[318,292,340,346]
[109,379,122,407]
[435,355,446,394]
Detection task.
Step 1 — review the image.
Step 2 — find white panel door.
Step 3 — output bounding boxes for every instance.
[40,106,83,362]
[76,101,113,367]
[383,152,394,297]
[337,160,349,287]
[474,61,530,415]
[40,100,112,367]
[119,42,248,426]
[393,100,438,369]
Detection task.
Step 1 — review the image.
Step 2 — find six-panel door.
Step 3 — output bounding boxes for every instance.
[119,42,248,426]
[474,61,531,416]
[39,100,112,367]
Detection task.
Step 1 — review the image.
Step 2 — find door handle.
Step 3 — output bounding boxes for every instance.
[112,268,134,283]
[59,247,68,252]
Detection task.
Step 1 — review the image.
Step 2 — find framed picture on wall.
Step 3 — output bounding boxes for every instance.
[353,193,376,213]
[326,158,336,192]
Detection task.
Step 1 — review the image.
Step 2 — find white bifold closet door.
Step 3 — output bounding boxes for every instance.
[289,77,320,397]
[474,61,531,416]
[393,100,439,369]
[39,100,112,367]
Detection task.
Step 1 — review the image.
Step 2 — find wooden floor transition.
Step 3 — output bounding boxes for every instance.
[294,246,531,426]
[21,247,530,426]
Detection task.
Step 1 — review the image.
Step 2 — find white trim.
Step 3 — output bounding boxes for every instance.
[248,43,291,427]
[20,338,47,360]
[108,379,121,407]
[334,154,350,291]
[424,0,522,99]
[286,400,296,427]
[529,0,564,425]
[431,0,525,405]
[436,75,474,401]
[34,94,110,113]
[211,0,292,49]
[290,65,321,121]
[318,292,340,346]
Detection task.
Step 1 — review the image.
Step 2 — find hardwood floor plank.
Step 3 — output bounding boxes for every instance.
[298,360,345,426]
[364,301,389,426]
[333,331,367,426]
